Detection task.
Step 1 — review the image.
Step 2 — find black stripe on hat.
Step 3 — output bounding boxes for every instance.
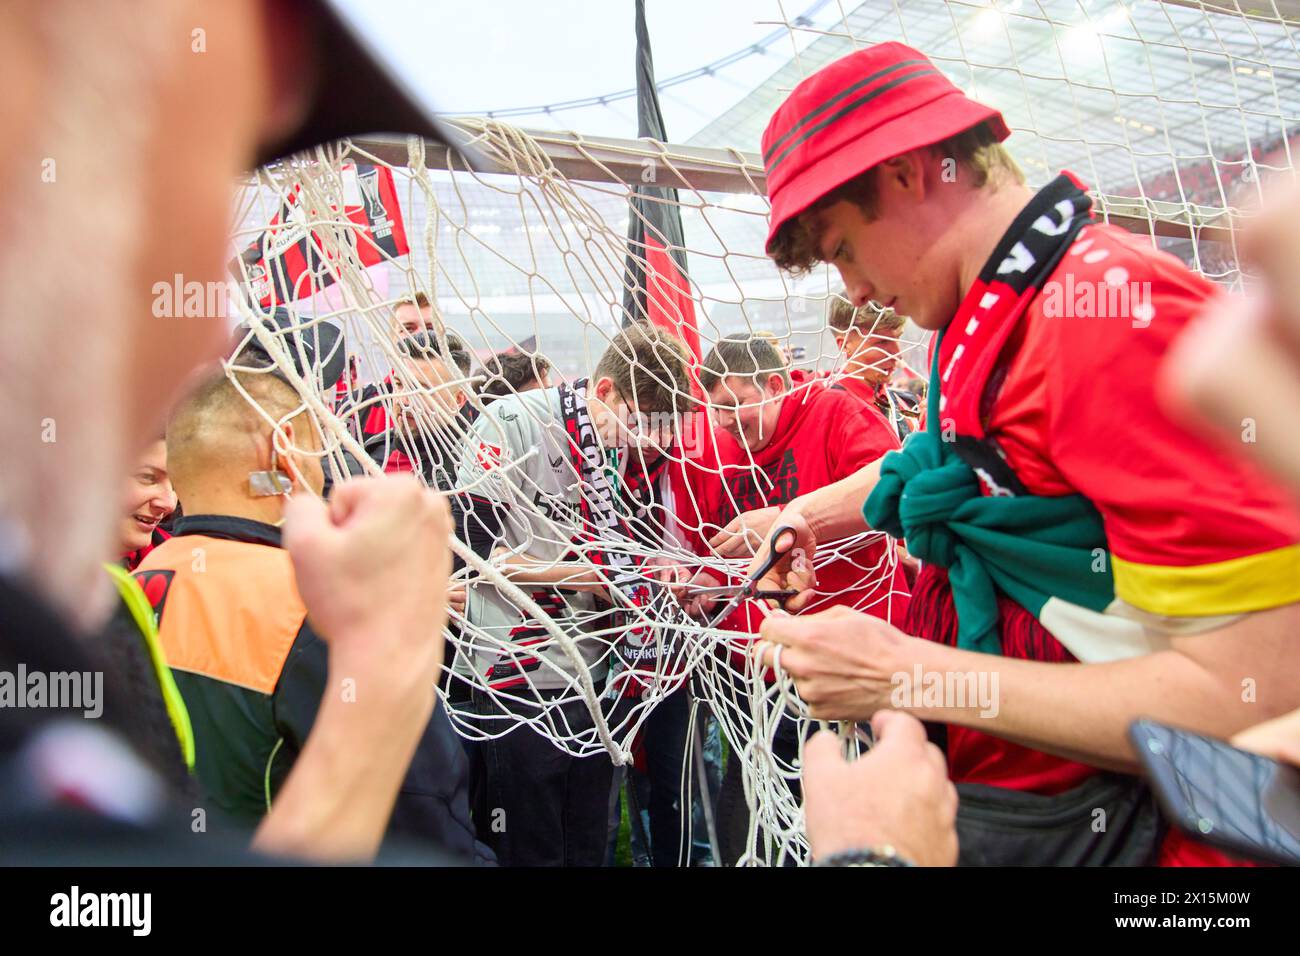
[763,58,930,164]
[766,65,940,175]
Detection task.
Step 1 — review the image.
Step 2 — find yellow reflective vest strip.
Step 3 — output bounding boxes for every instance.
[104,562,196,771]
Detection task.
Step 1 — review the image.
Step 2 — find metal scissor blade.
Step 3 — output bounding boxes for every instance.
[690,585,798,600]
[703,589,752,631]
[703,524,796,629]
[688,584,753,598]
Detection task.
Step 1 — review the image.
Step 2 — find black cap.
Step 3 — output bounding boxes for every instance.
[234,308,347,391]
[255,0,486,170]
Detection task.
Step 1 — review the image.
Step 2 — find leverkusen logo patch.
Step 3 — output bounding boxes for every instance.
[476,442,505,471]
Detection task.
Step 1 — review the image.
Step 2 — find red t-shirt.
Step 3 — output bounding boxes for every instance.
[662,410,742,558]
[815,370,893,419]
[926,220,1300,865]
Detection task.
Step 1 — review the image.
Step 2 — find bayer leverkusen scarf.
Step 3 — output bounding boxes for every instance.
[936,172,1092,436]
[559,380,676,696]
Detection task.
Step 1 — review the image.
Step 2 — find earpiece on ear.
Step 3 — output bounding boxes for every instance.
[248,470,292,496]
[251,427,297,497]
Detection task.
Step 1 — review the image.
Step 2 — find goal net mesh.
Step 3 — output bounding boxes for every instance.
[222,0,1299,865]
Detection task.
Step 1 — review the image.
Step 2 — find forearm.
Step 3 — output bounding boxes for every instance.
[901,629,1300,772]
[254,659,435,862]
[794,459,882,540]
[493,548,603,591]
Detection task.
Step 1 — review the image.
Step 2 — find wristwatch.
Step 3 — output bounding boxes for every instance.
[816,845,915,867]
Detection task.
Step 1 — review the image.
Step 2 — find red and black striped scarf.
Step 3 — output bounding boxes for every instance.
[935,172,1093,436]
[558,380,664,696]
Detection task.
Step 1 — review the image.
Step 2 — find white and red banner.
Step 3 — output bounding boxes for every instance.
[232,162,409,310]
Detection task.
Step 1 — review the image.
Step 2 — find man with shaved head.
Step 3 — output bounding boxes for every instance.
[136,361,488,860]
[166,367,327,510]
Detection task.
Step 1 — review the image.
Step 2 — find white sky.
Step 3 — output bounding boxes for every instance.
[334,0,841,140]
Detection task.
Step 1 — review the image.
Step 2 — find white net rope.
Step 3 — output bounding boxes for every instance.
[221,0,1297,865]
[225,130,900,866]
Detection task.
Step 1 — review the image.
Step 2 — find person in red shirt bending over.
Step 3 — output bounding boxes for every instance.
[703,333,908,624]
[735,41,1300,866]
[696,333,909,863]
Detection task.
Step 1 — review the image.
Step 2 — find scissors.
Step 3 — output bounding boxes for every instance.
[629,571,794,605]
[686,584,798,602]
[703,525,798,629]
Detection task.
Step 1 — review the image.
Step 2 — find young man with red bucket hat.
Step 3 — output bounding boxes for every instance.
[737,42,1300,865]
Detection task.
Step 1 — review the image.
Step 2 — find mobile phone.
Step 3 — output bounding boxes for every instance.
[1129,718,1300,866]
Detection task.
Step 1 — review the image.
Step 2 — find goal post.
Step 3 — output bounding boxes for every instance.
[352,124,1241,242]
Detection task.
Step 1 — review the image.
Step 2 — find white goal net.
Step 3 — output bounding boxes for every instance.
[223,0,1299,865]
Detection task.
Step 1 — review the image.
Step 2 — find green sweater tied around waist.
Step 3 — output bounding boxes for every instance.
[862,344,1113,655]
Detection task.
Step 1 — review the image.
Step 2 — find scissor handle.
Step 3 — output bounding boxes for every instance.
[702,524,800,629]
[752,524,797,581]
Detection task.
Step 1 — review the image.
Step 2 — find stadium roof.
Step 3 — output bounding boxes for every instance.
[688,0,1300,209]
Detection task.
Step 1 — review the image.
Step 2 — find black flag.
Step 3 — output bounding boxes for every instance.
[622,0,700,361]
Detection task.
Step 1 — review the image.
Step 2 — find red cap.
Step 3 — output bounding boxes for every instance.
[761,42,1010,251]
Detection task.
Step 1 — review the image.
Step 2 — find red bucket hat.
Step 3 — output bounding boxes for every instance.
[762,41,1009,251]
